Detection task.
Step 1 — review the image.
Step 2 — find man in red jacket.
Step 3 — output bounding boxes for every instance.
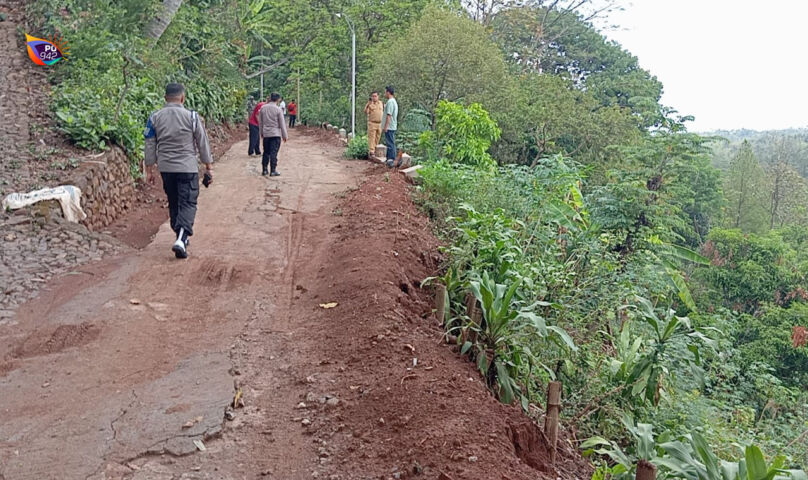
[248,98,266,156]
[287,100,298,128]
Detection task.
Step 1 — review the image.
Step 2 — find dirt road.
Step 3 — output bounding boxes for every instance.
[1,130,588,480]
[0,131,367,479]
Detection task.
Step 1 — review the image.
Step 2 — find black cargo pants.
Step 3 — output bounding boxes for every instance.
[161,172,199,238]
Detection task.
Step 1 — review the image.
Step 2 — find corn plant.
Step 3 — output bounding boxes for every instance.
[583,415,808,480]
[456,271,576,409]
[609,296,718,406]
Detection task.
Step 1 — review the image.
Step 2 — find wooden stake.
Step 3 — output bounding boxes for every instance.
[465,292,476,319]
[636,459,657,480]
[435,284,447,325]
[465,292,479,343]
[545,381,562,464]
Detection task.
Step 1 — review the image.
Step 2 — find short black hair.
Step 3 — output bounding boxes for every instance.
[270,92,281,102]
[385,86,394,95]
[165,83,185,98]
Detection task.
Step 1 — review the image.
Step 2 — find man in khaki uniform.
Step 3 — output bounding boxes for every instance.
[364,91,383,157]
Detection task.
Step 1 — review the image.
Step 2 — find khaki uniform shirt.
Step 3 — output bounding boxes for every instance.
[366,101,383,124]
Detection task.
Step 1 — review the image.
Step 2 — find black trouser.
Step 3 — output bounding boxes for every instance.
[289,115,296,128]
[248,124,261,155]
[161,172,199,238]
[262,137,282,172]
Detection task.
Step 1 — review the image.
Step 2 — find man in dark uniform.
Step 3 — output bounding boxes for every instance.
[144,83,214,259]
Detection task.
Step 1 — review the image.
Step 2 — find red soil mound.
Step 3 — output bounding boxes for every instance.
[307,166,593,479]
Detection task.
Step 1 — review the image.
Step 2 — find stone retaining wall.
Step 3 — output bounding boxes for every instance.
[68,147,138,231]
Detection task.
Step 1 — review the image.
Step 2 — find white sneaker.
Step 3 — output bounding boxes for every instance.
[172,238,187,259]
[172,228,188,259]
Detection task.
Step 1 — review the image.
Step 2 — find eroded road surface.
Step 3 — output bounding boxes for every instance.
[0,132,366,479]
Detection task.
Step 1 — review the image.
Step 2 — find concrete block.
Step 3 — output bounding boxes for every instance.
[339,128,347,139]
[401,164,423,180]
[399,153,412,168]
[374,144,387,159]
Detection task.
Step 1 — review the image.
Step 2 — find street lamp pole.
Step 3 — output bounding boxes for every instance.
[337,13,356,138]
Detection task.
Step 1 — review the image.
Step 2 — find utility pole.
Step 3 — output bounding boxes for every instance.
[260,46,264,99]
[336,13,356,138]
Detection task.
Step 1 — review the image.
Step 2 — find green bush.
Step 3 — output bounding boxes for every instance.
[419,100,501,168]
[344,135,369,159]
[35,0,247,177]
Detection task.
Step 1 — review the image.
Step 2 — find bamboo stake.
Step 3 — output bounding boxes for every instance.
[465,292,479,344]
[435,284,447,325]
[545,381,562,464]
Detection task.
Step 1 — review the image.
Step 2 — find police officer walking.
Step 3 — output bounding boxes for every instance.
[144,83,214,259]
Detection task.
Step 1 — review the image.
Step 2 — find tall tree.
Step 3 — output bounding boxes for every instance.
[492,73,640,166]
[490,4,663,128]
[723,140,769,233]
[464,0,618,27]
[365,5,509,125]
[767,160,808,229]
[145,0,184,41]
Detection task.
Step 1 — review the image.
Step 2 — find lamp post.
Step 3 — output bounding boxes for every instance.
[336,12,356,138]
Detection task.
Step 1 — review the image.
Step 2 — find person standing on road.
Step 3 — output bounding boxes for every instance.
[382,86,398,167]
[364,91,383,158]
[248,97,266,156]
[144,83,213,259]
[287,100,298,128]
[258,92,288,177]
[279,96,287,121]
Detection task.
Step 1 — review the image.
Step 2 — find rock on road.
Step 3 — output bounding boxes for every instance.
[0,131,367,479]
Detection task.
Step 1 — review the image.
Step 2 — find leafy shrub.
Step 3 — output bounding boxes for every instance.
[344,135,369,159]
[419,100,501,168]
[37,0,247,176]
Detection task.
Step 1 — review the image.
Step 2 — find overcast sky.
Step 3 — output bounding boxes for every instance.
[604,0,807,132]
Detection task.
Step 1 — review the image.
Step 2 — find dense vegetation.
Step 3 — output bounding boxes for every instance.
[32,0,807,477]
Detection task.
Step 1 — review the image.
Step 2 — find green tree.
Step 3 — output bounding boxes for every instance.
[490,4,663,128]
[723,140,770,233]
[767,160,808,229]
[492,73,641,167]
[737,303,808,389]
[696,229,798,313]
[365,5,510,126]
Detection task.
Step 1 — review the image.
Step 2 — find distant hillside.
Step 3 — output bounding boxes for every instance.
[704,128,808,172]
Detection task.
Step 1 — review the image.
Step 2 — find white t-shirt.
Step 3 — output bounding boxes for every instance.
[279,101,287,114]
